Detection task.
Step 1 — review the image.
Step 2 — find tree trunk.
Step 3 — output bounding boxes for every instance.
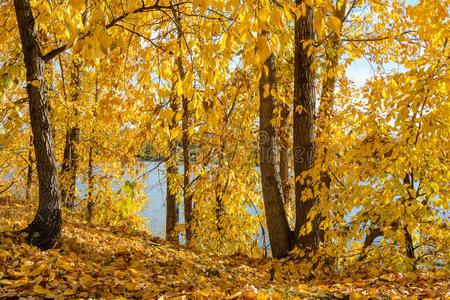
[87,74,98,222]
[279,101,291,204]
[60,60,81,209]
[404,225,415,261]
[316,1,347,242]
[166,95,179,244]
[182,101,193,243]
[166,155,179,244]
[60,126,79,208]
[86,145,94,222]
[26,134,33,200]
[293,1,320,251]
[173,11,193,243]
[259,52,292,258]
[14,0,62,250]
[402,173,416,261]
[318,2,345,140]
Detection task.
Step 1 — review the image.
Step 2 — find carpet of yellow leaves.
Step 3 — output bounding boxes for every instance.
[0,197,448,299]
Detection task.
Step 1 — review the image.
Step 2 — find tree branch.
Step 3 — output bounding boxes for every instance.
[42,0,190,63]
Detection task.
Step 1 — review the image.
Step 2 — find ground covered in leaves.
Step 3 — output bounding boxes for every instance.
[0,197,448,299]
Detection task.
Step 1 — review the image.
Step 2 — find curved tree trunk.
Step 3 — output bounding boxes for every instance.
[14,0,62,250]
[259,51,292,258]
[293,1,320,252]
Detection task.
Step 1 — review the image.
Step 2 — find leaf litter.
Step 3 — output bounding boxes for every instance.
[0,197,448,299]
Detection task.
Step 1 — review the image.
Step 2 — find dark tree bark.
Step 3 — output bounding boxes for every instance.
[166,156,179,244]
[86,145,94,222]
[402,173,416,261]
[60,126,80,208]
[404,225,415,260]
[60,60,81,209]
[293,1,321,252]
[166,94,179,244]
[259,52,292,258]
[26,134,33,200]
[182,91,193,243]
[14,0,62,250]
[279,102,291,204]
[358,226,382,261]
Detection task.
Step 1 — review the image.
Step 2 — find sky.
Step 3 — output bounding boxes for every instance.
[346,0,419,86]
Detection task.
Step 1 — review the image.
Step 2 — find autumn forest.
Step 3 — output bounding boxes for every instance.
[0,0,449,298]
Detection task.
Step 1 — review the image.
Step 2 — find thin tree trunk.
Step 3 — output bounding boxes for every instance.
[14,0,62,250]
[316,1,347,241]
[259,51,292,258]
[166,155,179,244]
[60,126,79,208]
[358,174,416,264]
[404,225,415,260]
[293,0,320,251]
[317,0,346,169]
[182,97,193,243]
[60,60,81,209]
[26,134,33,200]
[87,74,98,222]
[166,94,179,244]
[358,227,382,261]
[173,10,193,243]
[86,145,94,222]
[279,103,291,204]
[403,173,416,261]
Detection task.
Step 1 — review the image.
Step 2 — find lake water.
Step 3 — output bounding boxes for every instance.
[140,162,176,237]
[76,162,359,240]
[78,162,446,250]
[76,162,182,238]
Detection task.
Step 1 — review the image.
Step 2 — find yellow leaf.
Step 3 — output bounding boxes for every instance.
[29,263,46,276]
[79,274,94,287]
[263,83,270,98]
[256,292,269,300]
[63,289,77,296]
[259,7,271,23]
[128,268,139,275]
[28,80,40,87]
[272,292,283,300]
[33,284,51,295]
[200,288,211,296]
[13,277,29,287]
[0,279,13,285]
[314,10,325,38]
[283,4,294,22]
[349,292,363,300]
[48,272,55,282]
[328,16,342,34]
[125,281,138,291]
[263,65,269,77]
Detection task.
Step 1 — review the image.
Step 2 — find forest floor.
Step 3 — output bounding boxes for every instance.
[0,197,448,299]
